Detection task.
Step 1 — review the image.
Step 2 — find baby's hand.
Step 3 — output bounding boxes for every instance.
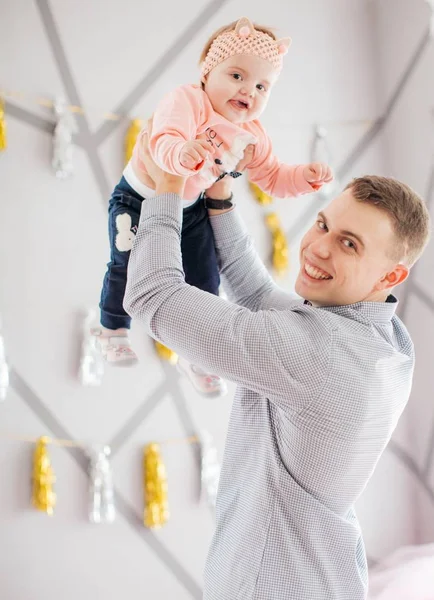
[303,162,333,191]
[180,140,211,171]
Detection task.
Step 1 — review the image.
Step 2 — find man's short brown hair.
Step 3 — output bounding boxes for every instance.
[345,175,431,266]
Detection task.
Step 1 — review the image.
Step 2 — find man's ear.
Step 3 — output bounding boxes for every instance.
[376,263,409,291]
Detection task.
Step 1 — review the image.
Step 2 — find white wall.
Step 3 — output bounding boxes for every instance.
[369,0,434,549]
[0,0,430,598]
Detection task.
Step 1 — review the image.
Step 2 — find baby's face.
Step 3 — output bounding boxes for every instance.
[203,54,278,123]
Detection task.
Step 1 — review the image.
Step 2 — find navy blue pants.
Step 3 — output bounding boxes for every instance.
[100,177,220,330]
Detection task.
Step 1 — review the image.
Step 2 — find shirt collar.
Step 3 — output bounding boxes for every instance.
[303,295,398,324]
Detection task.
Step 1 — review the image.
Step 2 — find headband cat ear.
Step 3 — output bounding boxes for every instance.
[235,16,255,38]
[276,37,292,55]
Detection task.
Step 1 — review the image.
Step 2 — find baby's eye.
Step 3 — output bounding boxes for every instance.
[232,73,242,80]
[256,84,266,91]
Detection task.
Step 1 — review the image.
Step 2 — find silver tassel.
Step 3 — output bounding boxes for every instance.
[88,445,116,524]
[310,125,339,199]
[427,0,434,37]
[52,96,75,179]
[78,309,104,386]
[0,317,10,401]
[199,431,221,511]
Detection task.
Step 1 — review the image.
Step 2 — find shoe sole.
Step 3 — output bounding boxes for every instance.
[176,363,227,398]
[106,357,139,368]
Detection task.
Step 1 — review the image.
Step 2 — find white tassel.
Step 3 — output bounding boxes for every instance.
[0,317,10,401]
[427,0,434,37]
[311,125,339,199]
[52,96,75,179]
[88,445,116,524]
[78,309,104,386]
[199,431,221,512]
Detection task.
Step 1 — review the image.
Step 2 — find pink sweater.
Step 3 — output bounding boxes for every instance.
[131,84,316,201]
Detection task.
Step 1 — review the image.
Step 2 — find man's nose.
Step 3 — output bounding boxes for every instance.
[310,237,331,259]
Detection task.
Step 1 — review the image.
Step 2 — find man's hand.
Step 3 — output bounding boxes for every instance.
[303,162,334,191]
[140,118,186,196]
[179,140,211,171]
[205,144,255,200]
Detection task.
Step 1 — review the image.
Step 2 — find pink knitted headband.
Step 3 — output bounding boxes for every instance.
[201,17,291,78]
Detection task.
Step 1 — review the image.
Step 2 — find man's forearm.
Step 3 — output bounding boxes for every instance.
[155,174,185,197]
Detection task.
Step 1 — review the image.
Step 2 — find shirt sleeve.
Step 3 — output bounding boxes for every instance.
[123,194,333,412]
[209,208,300,312]
[247,124,316,198]
[148,85,205,176]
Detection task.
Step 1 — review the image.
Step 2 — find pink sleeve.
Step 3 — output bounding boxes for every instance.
[148,85,205,176]
[247,127,316,199]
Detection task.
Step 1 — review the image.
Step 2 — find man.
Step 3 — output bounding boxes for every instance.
[123,131,431,600]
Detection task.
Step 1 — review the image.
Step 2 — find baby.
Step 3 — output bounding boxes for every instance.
[94,17,333,397]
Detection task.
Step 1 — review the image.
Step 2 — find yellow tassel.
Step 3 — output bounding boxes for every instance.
[249,181,273,205]
[154,340,178,365]
[124,118,142,165]
[143,443,169,529]
[32,437,56,515]
[0,98,7,151]
[265,212,289,277]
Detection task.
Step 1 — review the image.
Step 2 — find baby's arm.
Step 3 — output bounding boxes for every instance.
[247,126,332,198]
[148,85,209,176]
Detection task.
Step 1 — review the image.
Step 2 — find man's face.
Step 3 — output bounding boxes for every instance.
[295,188,409,306]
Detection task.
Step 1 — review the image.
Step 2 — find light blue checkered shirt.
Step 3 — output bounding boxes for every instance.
[124,195,415,600]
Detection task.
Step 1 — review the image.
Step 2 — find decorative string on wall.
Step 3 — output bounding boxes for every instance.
[0,90,144,182]
[0,87,376,127]
[0,430,220,525]
[0,86,376,184]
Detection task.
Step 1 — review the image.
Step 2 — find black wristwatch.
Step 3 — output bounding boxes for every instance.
[203,193,235,210]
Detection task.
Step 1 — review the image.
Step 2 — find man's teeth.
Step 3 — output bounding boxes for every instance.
[305,263,331,280]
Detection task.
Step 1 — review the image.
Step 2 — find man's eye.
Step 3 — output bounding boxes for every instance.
[343,239,356,250]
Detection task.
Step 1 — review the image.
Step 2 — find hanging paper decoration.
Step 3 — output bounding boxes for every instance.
[265,212,289,277]
[124,118,142,165]
[88,445,116,524]
[143,443,169,529]
[0,319,9,401]
[0,98,7,151]
[199,431,221,511]
[32,437,56,515]
[154,340,178,365]
[78,309,104,386]
[310,125,339,198]
[249,181,273,205]
[52,96,76,179]
[428,0,434,37]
